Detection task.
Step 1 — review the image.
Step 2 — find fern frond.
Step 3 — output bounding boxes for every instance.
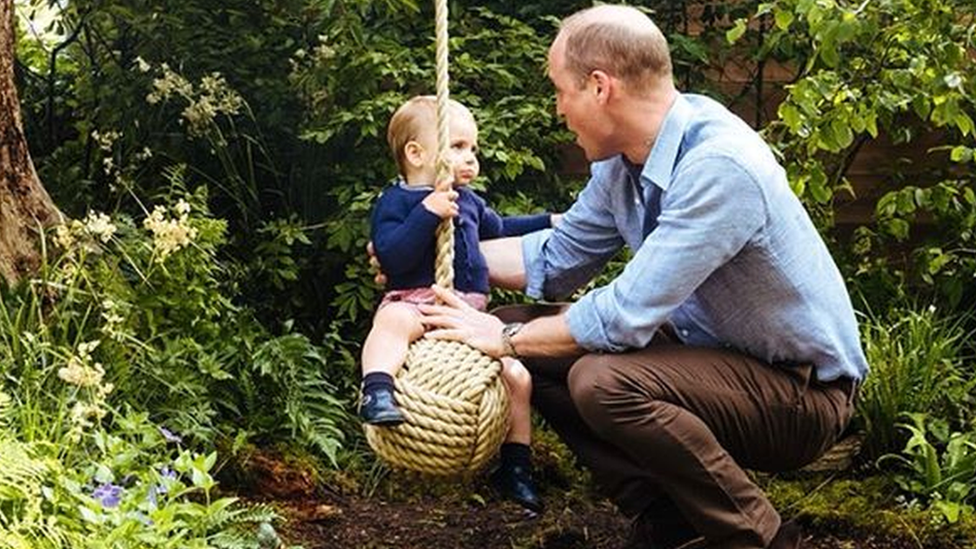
[207,502,281,549]
[206,498,280,533]
[0,390,11,429]
[223,503,278,525]
[0,439,45,500]
[0,529,34,549]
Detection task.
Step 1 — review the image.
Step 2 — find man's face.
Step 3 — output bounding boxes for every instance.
[548,37,610,161]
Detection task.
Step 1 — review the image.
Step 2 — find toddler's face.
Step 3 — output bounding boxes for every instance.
[447,115,479,186]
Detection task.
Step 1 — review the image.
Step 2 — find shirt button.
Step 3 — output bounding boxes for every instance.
[681,329,689,337]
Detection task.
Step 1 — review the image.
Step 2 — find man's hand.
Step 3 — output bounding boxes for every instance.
[422,189,459,219]
[419,286,507,358]
[366,241,387,286]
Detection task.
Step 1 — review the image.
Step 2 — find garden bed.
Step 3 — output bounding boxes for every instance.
[273,489,922,549]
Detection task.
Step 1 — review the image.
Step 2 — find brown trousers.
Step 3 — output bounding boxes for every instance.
[494,305,856,549]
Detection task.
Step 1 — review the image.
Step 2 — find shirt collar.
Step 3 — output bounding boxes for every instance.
[642,94,692,191]
[395,177,434,191]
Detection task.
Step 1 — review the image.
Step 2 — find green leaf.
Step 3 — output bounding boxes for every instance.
[830,117,853,150]
[774,9,794,30]
[726,18,748,43]
[950,146,973,163]
[779,102,803,133]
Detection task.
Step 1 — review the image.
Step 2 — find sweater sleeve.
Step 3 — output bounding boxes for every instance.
[474,193,552,240]
[371,189,442,277]
[499,214,552,237]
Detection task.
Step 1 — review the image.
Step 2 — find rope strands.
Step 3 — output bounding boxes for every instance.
[432,0,454,292]
[363,0,511,476]
[364,340,510,475]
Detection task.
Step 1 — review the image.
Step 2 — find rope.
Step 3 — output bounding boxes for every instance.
[365,0,510,477]
[433,0,454,293]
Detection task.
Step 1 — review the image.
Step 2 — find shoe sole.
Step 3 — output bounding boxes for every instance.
[363,413,406,426]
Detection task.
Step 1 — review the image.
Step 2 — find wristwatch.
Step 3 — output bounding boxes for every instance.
[500,322,524,359]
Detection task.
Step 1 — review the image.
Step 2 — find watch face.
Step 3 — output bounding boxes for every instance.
[503,322,523,337]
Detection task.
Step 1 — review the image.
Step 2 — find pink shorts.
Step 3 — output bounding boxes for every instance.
[379,287,489,313]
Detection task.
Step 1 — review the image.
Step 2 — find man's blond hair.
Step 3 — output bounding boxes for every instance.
[558,5,672,91]
[387,95,474,176]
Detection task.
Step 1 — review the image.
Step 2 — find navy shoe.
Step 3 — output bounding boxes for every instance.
[359,386,405,426]
[490,464,544,514]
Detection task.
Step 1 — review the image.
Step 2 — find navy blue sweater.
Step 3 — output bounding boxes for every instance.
[371,182,551,294]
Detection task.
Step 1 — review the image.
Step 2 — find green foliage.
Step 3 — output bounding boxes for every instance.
[879,413,976,524]
[855,304,975,461]
[0,409,288,549]
[855,177,976,308]
[0,179,348,463]
[732,0,976,306]
[291,4,577,343]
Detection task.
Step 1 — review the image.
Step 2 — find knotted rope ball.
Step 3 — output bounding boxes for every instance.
[364,339,510,475]
[363,0,511,476]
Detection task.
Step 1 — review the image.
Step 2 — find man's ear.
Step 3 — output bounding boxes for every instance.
[590,70,613,104]
[404,141,426,168]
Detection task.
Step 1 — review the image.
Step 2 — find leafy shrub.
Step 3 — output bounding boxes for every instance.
[880,413,976,524]
[0,178,348,464]
[856,304,975,460]
[0,410,286,548]
[733,0,976,309]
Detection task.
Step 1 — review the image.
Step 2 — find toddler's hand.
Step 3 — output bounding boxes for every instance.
[423,189,459,219]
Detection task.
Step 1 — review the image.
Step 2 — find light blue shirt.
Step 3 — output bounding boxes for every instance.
[523,93,868,382]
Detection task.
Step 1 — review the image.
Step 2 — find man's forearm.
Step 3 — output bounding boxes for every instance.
[510,313,584,358]
[482,237,526,291]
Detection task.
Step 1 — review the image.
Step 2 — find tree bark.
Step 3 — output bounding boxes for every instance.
[0,0,59,284]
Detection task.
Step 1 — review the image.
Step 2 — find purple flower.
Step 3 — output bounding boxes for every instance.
[158,427,183,444]
[92,483,123,508]
[153,466,177,497]
[148,465,179,506]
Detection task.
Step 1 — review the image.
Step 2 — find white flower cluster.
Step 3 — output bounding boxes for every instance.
[182,73,244,136]
[101,299,124,327]
[58,340,105,388]
[53,211,118,250]
[143,199,198,260]
[91,129,121,152]
[146,63,193,104]
[83,212,117,243]
[145,62,244,137]
[69,401,109,435]
[59,340,115,441]
[100,299,128,342]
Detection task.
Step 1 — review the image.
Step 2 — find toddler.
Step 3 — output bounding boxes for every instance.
[361,95,554,513]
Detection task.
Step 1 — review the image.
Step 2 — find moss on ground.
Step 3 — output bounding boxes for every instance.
[764,473,976,548]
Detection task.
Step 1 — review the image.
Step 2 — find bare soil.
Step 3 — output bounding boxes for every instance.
[272,492,918,549]
[239,451,919,549]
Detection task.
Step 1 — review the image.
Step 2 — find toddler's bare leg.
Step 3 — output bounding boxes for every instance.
[500,357,532,445]
[361,303,426,376]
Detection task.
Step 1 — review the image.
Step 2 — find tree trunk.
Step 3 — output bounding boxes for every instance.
[0,0,59,284]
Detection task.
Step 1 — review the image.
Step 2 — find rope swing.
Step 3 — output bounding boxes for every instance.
[364,0,511,476]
